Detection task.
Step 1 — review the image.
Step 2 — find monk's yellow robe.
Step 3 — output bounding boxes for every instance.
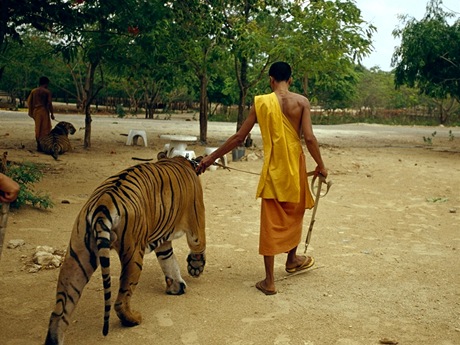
[255,92,314,256]
[27,87,52,140]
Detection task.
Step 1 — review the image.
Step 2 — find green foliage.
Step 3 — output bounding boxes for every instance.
[6,162,53,209]
[354,66,432,109]
[392,0,460,105]
[209,108,239,123]
[423,131,437,145]
[310,110,459,127]
[116,104,126,118]
[0,1,77,48]
[426,196,448,203]
[287,0,375,100]
[5,0,459,137]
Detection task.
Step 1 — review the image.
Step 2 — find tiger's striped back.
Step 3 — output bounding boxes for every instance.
[45,156,206,345]
[39,121,76,159]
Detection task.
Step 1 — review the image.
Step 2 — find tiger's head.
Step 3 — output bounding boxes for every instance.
[54,121,76,136]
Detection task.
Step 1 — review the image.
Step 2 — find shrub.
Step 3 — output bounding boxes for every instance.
[6,162,53,209]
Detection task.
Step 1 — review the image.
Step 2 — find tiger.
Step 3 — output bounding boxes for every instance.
[39,121,76,160]
[45,155,206,345]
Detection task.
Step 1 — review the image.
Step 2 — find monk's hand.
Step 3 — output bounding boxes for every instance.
[196,156,213,175]
[315,166,328,178]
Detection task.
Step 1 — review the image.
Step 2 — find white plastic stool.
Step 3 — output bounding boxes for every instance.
[126,130,148,147]
[205,147,228,171]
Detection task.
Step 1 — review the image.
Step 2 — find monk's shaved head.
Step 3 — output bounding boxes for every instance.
[269,62,292,82]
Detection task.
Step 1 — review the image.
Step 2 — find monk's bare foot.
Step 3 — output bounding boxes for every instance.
[285,255,315,273]
[255,280,277,295]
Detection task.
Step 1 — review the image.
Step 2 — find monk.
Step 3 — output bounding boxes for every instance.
[27,76,55,151]
[196,61,327,295]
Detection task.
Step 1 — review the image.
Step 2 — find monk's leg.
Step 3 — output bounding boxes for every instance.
[256,255,276,294]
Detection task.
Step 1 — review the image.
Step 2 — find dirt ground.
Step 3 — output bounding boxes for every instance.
[0,110,459,345]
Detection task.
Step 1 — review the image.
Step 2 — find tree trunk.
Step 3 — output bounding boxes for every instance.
[83,61,99,148]
[237,88,247,132]
[236,56,248,132]
[301,73,309,97]
[199,74,208,143]
[84,107,92,148]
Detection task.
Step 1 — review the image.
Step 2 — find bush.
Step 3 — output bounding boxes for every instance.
[116,104,126,118]
[6,162,53,209]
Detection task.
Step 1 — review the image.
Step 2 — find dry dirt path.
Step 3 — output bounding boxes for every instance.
[0,111,459,345]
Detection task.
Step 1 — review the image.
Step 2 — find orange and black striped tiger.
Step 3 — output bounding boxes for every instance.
[45,156,206,345]
[39,121,76,160]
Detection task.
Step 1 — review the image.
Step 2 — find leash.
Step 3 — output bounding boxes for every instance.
[211,161,261,175]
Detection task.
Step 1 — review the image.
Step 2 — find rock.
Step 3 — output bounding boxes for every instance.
[33,251,55,266]
[32,246,64,268]
[28,264,41,273]
[7,239,25,249]
[35,245,55,254]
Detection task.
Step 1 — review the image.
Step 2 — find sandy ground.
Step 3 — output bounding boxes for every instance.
[0,110,459,345]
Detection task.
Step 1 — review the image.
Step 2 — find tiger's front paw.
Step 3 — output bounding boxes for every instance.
[187,253,205,277]
[165,276,186,295]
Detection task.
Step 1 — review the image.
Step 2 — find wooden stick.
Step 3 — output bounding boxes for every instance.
[0,151,10,259]
[0,202,10,259]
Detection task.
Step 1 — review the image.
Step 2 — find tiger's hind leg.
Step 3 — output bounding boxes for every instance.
[114,247,144,328]
[45,245,97,345]
[185,212,206,278]
[154,241,187,295]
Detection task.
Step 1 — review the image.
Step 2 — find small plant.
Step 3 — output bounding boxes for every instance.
[448,130,454,141]
[116,104,126,118]
[5,162,53,209]
[423,131,437,145]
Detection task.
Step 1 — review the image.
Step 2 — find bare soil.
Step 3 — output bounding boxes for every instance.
[0,110,459,345]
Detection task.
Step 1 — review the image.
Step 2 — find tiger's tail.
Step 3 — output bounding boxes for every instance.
[45,219,100,345]
[92,206,115,336]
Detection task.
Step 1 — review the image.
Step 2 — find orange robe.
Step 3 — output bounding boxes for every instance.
[255,93,314,256]
[27,87,52,140]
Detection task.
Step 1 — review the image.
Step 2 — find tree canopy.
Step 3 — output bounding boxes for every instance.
[4,1,456,140]
[392,0,460,103]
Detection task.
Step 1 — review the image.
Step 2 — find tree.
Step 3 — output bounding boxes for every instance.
[353,66,430,114]
[166,0,227,143]
[0,0,78,80]
[221,0,375,130]
[286,0,375,101]
[354,67,396,111]
[51,0,166,147]
[223,0,288,131]
[0,32,72,107]
[392,0,460,123]
[309,61,360,110]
